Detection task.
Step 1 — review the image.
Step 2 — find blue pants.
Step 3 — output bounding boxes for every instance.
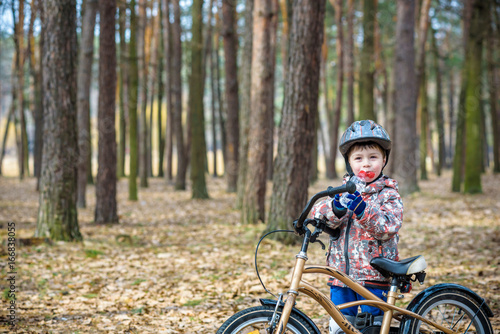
[330,286,386,316]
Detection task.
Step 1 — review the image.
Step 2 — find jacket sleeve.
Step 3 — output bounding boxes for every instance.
[357,188,403,241]
[310,198,349,229]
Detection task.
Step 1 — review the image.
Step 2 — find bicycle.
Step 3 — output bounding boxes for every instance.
[216,182,494,334]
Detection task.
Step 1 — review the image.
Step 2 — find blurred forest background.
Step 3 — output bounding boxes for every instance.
[0,0,499,332]
[0,0,499,242]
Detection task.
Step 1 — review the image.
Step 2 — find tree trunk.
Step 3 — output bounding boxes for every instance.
[148,9,159,177]
[415,0,431,94]
[222,0,240,192]
[189,0,209,199]
[117,0,128,178]
[95,0,118,224]
[157,5,165,178]
[243,0,274,223]
[278,0,289,83]
[76,0,97,208]
[13,0,28,180]
[36,0,82,241]
[0,107,14,176]
[236,0,254,209]
[172,0,187,190]
[358,0,376,121]
[214,12,227,174]
[328,0,344,180]
[33,0,45,189]
[267,0,278,181]
[419,69,429,180]
[128,0,140,200]
[346,0,355,125]
[268,0,326,243]
[452,0,473,192]
[392,0,418,195]
[321,34,333,178]
[487,2,500,173]
[210,44,218,178]
[431,27,445,176]
[138,0,149,188]
[161,0,173,181]
[463,0,486,194]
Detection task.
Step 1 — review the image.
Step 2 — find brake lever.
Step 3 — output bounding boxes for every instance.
[314,239,326,250]
[310,221,326,250]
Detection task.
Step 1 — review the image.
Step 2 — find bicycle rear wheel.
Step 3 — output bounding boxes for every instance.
[216,305,317,334]
[407,289,493,334]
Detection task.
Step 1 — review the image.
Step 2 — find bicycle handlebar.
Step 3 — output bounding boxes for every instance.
[295,181,356,229]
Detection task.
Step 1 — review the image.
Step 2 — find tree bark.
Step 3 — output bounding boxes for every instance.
[392,0,418,195]
[189,0,209,199]
[161,0,173,181]
[76,0,97,208]
[172,0,187,190]
[0,106,14,176]
[328,0,344,180]
[452,0,473,192]
[278,0,289,83]
[157,5,165,178]
[346,0,355,125]
[321,33,333,178]
[487,1,500,173]
[36,0,82,241]
[431,27,445,176]
[236,0,254,209]
[32,0,44,189]
[267,0,278,181]
[138,0,149,188]
[95,0,118,224]
[418,69,429,180]
[463,0,487,194]
[243,0,274,223]
[117,0,128,179]
[12,0,29,180]
[268,0,326,243]
[128,0,140,200]
[222,0,240,192]
[358,0,376,121]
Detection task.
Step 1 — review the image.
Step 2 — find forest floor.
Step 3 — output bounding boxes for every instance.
[0,172,499,333]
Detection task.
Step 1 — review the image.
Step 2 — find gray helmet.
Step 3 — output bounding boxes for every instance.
[339,120,391,167]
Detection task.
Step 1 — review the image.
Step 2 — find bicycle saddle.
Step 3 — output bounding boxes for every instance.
[370,255,427,277]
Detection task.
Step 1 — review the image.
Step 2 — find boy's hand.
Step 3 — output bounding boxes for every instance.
[333,194,345,210]
[345,191,366,217]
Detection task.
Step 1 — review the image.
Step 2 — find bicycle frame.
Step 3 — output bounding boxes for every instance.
[273,234,459,334]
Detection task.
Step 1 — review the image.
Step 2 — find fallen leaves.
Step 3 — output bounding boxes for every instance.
[0,173,499,333]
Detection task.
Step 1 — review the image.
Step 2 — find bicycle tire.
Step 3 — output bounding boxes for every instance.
[406,289,493,334]
[216,305,317,334]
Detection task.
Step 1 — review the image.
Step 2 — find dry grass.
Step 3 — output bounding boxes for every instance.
[0,172,498,333]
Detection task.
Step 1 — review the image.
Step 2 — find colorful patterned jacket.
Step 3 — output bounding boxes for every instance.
[310,175,403,289]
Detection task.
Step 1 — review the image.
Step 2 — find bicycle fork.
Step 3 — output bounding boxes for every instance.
[274,251,308,334]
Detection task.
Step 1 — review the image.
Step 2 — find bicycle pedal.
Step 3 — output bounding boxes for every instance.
[354,312,374,329]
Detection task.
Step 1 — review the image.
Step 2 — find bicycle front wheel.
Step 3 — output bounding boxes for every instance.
[216,305,317,334]
[407,289,493,334]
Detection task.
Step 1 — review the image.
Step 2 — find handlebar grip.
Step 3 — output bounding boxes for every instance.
[295,181,356,229]
[326,181,356,197]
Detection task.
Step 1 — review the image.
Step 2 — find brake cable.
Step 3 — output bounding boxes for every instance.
[254,229,296,298]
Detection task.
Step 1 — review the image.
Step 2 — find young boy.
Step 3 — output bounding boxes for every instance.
[310,120,403,334]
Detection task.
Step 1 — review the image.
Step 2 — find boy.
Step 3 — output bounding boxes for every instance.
[310,120,403,334]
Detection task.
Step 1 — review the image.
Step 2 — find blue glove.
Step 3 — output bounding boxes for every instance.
[345,191,366,217]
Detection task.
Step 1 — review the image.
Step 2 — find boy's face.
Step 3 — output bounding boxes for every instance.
[348,146,386,182]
